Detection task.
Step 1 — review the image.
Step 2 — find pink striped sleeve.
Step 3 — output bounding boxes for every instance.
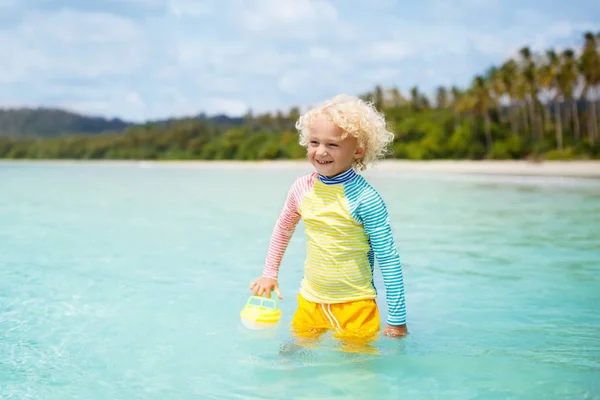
[262,174,314,279]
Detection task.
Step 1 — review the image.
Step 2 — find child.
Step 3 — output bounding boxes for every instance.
[250,94,407,347]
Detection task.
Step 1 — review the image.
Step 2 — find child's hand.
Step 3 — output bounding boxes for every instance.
[382,324,407,338]
[250,277,283,300]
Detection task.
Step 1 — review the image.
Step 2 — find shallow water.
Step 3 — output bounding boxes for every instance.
[1,162,599,399]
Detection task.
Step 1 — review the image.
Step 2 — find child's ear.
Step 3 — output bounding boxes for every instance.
[354,145,366,159]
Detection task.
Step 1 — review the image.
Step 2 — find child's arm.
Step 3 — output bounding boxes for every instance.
[262,180,303,279]
[251,179,304,298]
[358,189,407,332]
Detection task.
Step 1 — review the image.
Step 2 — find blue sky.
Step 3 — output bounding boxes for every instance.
[1,0,598,122]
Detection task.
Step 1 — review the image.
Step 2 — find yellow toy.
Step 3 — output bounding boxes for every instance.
[240,295,282,330]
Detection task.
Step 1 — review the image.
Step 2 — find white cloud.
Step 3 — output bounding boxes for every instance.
[59,89,246,122]
[176,39,299,78]
[278,69,312,94]
[204,98,248,115]
[470,34,510,57]
[364,67,403,83]
[368,41,416,61]
[168,0,215,17]
[498,20,600,61]
[176,40,245,69]
[238,0,338,38]
[0,0,596,121]
[429,0,502,20]
[384,13,599,63]
[306,46,350,71]
[429,0,466,20]
[308,46,331,59]
[0,10,148,81]
[118,0,163,6]
[59,90,146,122]
[382,21,475,58]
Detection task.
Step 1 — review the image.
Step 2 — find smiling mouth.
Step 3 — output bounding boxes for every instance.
[316,160,333,165]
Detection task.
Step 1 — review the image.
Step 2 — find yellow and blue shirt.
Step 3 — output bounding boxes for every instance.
[263,168,406,326]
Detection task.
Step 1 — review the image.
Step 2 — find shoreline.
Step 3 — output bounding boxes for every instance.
[1,159,599,178]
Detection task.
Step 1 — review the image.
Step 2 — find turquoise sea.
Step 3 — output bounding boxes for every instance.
[1,161,599,399]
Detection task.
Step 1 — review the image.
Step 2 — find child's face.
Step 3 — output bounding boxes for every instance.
[306,117,364,177]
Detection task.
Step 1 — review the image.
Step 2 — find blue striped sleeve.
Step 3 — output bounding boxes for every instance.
[356,186,407,326]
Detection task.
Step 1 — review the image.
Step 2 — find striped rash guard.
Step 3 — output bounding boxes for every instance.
[262,168,407,326]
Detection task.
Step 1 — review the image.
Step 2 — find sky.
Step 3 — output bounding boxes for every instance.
[0,0,598,122]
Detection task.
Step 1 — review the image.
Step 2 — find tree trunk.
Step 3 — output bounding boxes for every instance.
[527,98,538,141]
[521,103,529,133]
[596,86,600,126]
[484,112,493,154]
[496,104,504,125]
[537,114,544,142]
[544,103,552,132]
[572,100,581,141]
[564,101,571,136]
[509,103,519,135]
[589,98,598,144]
[554,98,563,150]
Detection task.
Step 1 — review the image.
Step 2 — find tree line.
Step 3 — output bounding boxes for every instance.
[0,107,131,139]
[1,32,599,161]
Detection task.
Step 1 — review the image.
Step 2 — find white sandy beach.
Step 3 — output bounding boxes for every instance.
[2,159,600,178]
[370,160,600,178]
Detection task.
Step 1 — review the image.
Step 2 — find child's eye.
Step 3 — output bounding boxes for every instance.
[328,144,338,148]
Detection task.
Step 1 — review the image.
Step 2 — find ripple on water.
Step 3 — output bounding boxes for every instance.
[1,163,599,399]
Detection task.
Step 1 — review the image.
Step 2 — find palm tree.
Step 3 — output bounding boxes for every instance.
[596,32,600,127]
[450,86,463,129]
[500,59,520,135]
[287,107,300,124]
[559,49,581,141]
[410,86,421,111]
[373,85,384,111]
[539,50,564,149]
[473,75,493,153]
[420,94,431,110]
[388,87,406,108]
[520,47,543,143]
[359,91,374,104]
[436,86,448,109]
[485,66,506,124]
[456,88,478,134]
[579,32,600,144]
[243,109,254,124]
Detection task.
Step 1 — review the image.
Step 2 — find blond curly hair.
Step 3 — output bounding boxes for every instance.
[295,94,395,171]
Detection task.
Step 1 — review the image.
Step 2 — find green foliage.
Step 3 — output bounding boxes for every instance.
[1,33,598,161]
[0,105,596,161]
[0,108,131,138]
[0,107,245,139]
[0,118,308,161]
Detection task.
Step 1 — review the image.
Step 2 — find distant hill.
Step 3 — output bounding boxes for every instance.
[145,112,245,130]
[0,107,245,139]
[0,107,133,138]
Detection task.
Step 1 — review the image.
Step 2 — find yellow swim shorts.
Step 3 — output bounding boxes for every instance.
[290,293,381,344]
